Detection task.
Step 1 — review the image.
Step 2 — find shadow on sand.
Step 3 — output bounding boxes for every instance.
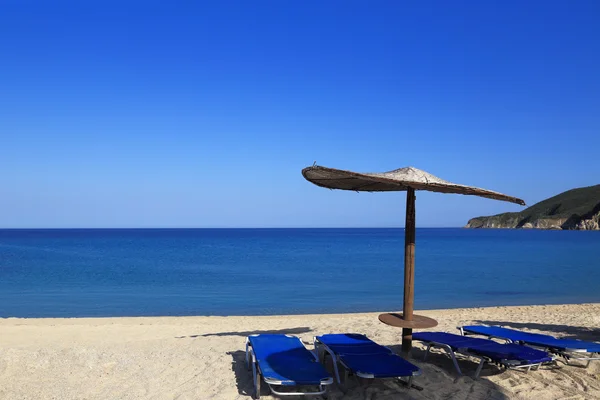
[473,320,600,342]
[229,350,255,398]
[176,326,312,339]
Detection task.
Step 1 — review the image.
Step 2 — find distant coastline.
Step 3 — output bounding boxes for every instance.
[466,184,600,230]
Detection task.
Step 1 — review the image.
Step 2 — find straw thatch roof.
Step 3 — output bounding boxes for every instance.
[302,165,525,205]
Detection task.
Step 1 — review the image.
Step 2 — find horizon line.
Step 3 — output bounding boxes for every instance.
[0,226,466,230]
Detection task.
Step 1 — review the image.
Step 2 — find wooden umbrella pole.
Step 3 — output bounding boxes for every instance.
[402,188,416,354]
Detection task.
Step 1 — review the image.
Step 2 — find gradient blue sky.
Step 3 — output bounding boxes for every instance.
[1,1,599,228]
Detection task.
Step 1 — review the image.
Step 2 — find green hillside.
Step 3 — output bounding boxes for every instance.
[466,184,600,230]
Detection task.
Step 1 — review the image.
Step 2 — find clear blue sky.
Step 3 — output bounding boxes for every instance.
[1,1,599,228]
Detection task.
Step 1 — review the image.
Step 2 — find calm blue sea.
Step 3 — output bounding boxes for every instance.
[0,228,598,318]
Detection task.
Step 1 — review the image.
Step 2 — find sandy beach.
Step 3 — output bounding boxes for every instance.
[1,303,599,400]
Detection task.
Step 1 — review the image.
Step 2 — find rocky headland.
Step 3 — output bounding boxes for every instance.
[466,184,600,230]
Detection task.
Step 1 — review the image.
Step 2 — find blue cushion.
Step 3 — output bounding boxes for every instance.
[469,342,553,364]
[316,334,391,355]
[340,353,421,378]
[248,334,331,386]
[413,332,553,364]
[413,332,483,348]
[463,326,600,353]
[317,333,420,378]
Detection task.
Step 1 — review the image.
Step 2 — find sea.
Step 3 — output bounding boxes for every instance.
[0,228,598,318]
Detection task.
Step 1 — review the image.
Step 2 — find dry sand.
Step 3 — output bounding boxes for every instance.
[1,304,600,400]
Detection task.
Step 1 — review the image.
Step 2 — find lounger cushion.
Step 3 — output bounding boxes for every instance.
[316,334,392,355]
[470,342,553,365]
[413,332,553,364]
[463,326,600,353]
[248,334,331,386]
[316,333,421,378]
[339,353,421,378]
[413,332,482,349]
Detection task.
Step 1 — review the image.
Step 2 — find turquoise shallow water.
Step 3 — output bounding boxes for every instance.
[0,228,598,317]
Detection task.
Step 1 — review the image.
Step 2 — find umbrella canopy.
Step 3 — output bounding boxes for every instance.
[302,164,525,353]
[302,165,525,205]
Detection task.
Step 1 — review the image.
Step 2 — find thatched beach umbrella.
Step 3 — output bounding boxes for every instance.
[302,165,525,353]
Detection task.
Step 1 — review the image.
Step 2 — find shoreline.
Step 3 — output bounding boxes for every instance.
[2,301,600,321]
[1,303,599,399]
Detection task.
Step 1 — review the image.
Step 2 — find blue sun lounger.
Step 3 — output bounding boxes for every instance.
[245,334,333,399]
[460,325,600,367]
[413,332,553,378]
[313,333,421,389]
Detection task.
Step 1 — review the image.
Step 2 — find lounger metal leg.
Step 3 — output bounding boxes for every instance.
[423,342,463,376]
[395,376,424,391]
[446,348,463,376]
[319,384,326,399]
[316,341,342,386]
[256,375,261,399]
[245,341,250,371]
[474,357,485,379]
[424,343,432,361]
[330,354,342,385]
[252,358,260,399]
[559,351,599,368]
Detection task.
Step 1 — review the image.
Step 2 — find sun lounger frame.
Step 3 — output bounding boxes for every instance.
[245,334,333,399]
[419,337,544,379]
[459,325,600,368]
[313,335,421,389]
